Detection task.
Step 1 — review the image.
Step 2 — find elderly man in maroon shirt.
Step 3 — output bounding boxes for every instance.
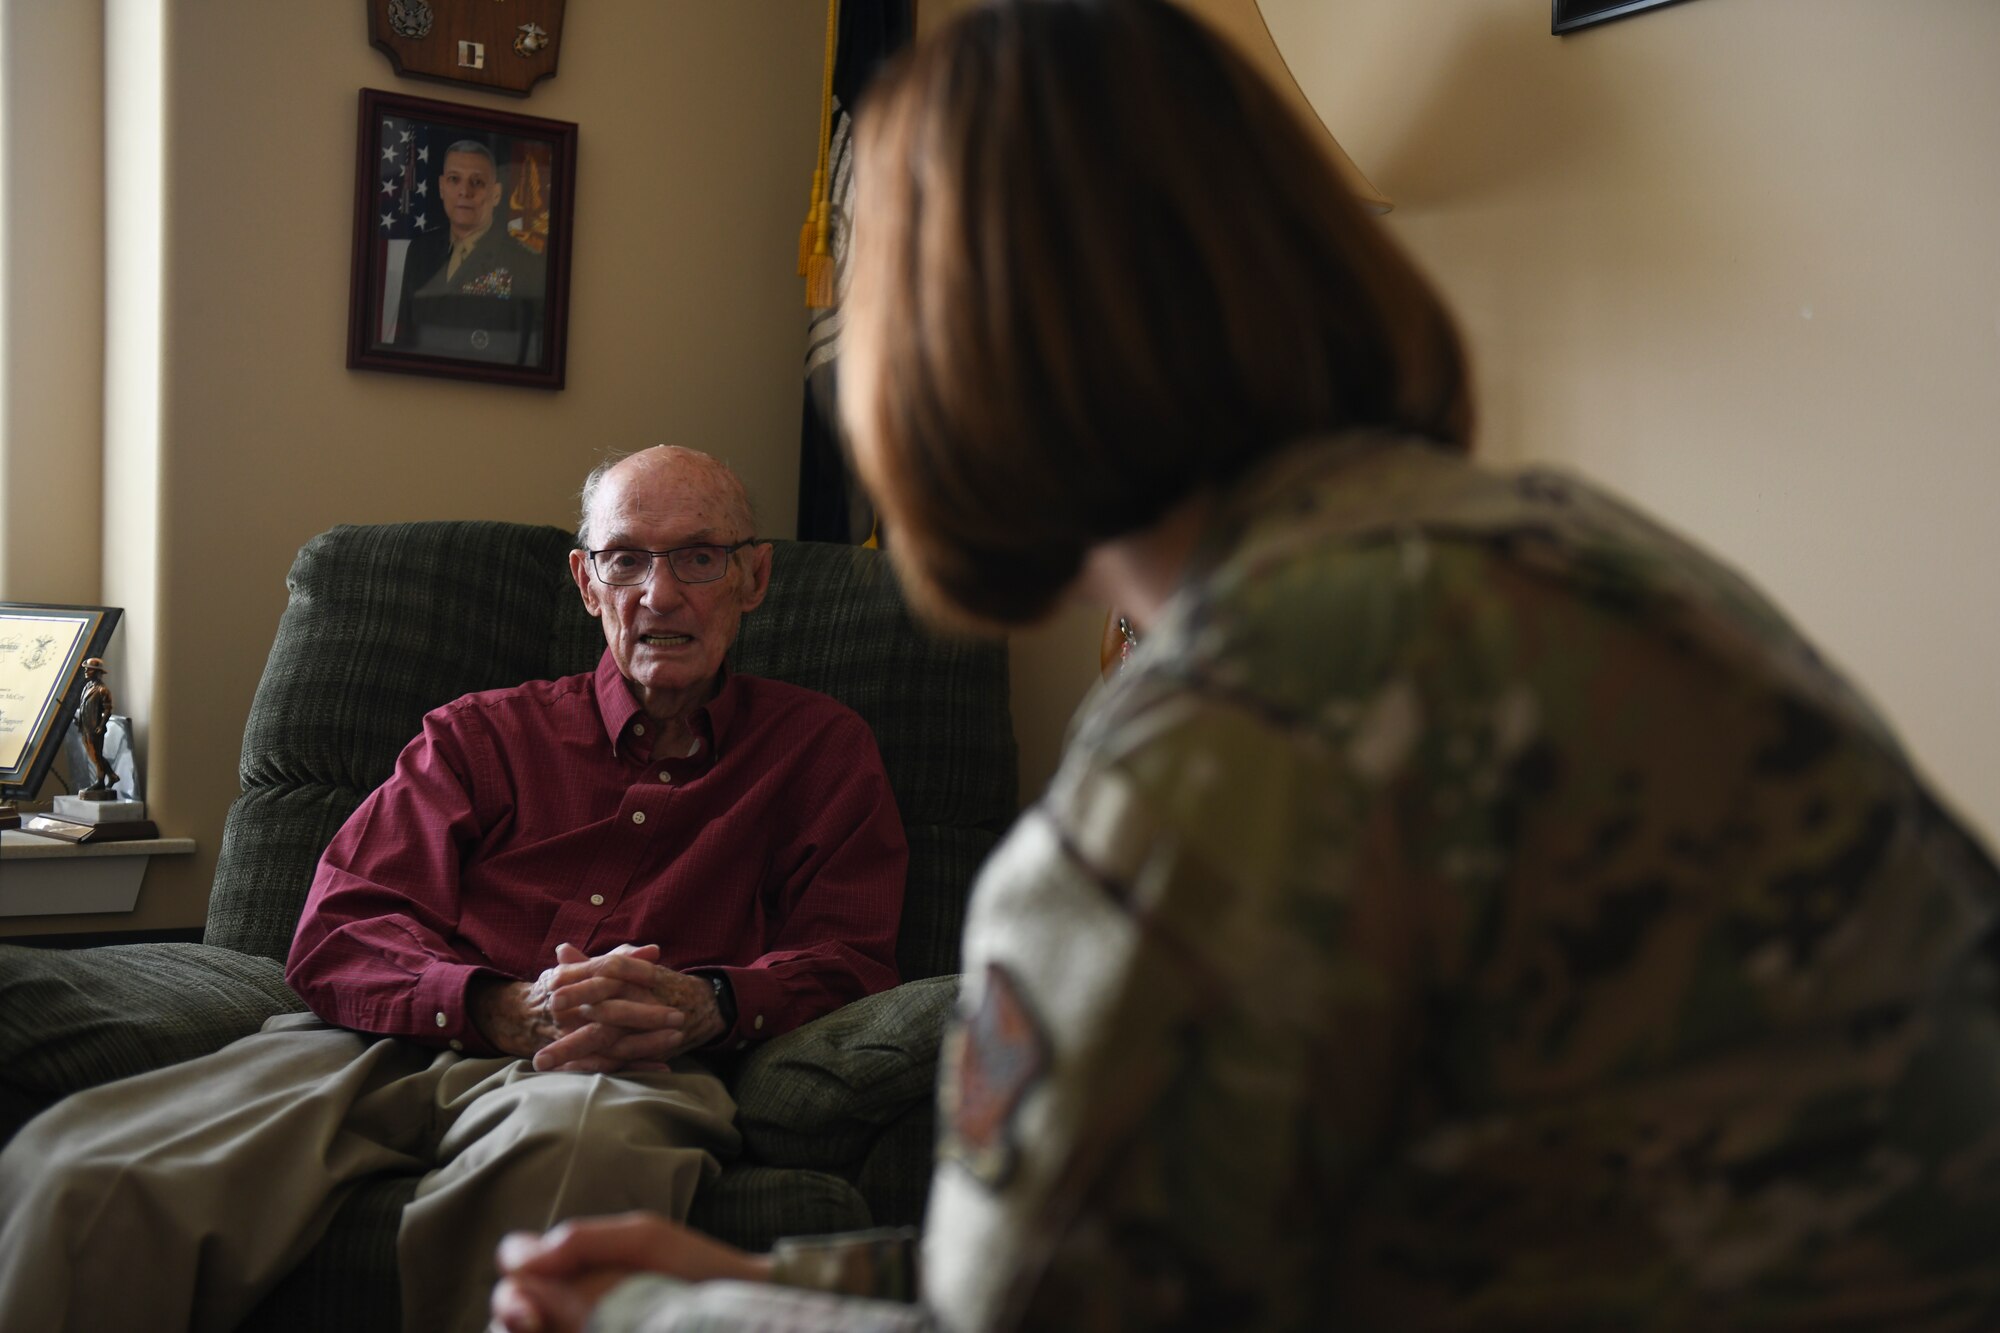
[0,447,907,1333]
[290,445,903,1063]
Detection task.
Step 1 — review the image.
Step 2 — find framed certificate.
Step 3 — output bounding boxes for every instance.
[0,602,121,799]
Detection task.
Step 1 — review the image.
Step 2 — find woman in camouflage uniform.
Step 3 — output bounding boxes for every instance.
[494,2,2000,1329]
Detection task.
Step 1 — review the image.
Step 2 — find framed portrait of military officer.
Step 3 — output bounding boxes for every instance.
[346,89,577,389]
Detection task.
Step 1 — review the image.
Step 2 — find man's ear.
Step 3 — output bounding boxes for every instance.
[569,548,602,615]
[738,542,773,614]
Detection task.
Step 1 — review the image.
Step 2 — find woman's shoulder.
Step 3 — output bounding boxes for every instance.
[1170,438,1899,763]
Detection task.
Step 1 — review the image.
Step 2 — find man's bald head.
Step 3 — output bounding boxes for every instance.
[569,445,772,726]
[577,446,755,551]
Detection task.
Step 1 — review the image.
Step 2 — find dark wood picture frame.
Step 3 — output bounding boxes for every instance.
[0,602,121,800]
[1553,0,1691,34]
[346,88,577,390]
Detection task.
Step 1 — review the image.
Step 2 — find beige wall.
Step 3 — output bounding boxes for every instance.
[6,0,830,936]
[0,1,105,606]
[1262,0,2000,843]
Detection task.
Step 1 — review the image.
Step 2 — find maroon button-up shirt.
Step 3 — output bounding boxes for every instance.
[286,650,907,1055]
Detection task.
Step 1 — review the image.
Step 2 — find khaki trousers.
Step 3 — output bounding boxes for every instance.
[0,1011,740,1333]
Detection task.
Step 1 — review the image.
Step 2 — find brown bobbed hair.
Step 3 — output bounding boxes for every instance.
[841,0,1472,630]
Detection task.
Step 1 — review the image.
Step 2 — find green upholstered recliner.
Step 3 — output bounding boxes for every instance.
[0,521,1016,1330]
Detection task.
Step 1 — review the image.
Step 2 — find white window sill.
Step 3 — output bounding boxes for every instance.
[1,830,195,917]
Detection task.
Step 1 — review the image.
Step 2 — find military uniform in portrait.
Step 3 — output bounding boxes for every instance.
[391,226,547,366]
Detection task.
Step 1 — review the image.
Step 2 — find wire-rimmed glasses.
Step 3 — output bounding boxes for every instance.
[584,539,758,587]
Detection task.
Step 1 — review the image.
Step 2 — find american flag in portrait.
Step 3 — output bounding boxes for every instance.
[374,116,437,342]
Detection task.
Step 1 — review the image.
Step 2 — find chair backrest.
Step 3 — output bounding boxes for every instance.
[205,521,1017,984]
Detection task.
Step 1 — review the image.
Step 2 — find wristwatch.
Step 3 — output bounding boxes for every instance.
[708,973,738,1030]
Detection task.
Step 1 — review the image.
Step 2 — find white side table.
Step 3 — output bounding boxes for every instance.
[0,829,196,917]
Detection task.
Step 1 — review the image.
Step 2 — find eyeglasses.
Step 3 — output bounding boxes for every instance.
[585,540,757,587]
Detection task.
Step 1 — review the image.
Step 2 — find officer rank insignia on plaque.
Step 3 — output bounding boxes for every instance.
[368,0,566,98]
[940,962,1051,1188]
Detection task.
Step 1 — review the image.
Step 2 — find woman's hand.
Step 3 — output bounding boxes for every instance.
[490,1211,774,1333]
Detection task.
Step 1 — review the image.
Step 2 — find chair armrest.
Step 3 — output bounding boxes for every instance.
[0,942,306,1115]
[731,974,959,1171]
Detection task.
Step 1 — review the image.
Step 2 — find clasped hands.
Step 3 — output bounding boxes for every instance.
[470,942,727,1072]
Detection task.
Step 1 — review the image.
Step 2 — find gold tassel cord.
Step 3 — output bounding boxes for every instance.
[798,172,823,277]
[805,243,836,310]
[802,0,840,285]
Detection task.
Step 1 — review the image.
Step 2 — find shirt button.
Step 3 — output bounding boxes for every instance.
[631,811,646,825]
[449,1039,464,1052]
[590,894,605,906]
[754,1014,765,1031]
[434,1012,448,1028]
[633,722,646,735]
[659,771,672,783]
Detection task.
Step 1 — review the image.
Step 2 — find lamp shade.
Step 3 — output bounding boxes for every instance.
[1169,0,1391,212]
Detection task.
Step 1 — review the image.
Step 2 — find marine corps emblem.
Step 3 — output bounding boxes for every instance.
[940,962,1049,1188]
[515,22,550,56]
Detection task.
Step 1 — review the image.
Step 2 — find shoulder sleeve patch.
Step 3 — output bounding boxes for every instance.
[939,961,1050,1189]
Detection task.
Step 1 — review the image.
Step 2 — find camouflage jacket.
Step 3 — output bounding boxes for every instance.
[595,437,2000,1332]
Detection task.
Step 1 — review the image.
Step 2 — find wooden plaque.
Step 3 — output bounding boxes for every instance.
[368,0,565,98]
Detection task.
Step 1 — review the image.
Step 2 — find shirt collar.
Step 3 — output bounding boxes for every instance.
[592,648,743,761]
